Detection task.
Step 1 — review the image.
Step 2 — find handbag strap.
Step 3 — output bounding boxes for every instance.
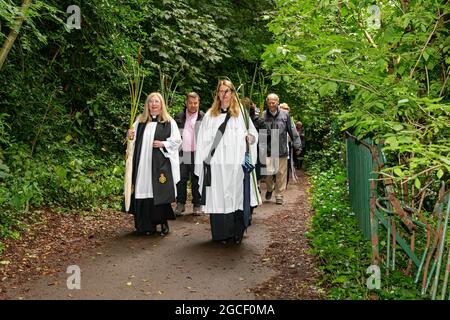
[204,112,231,164]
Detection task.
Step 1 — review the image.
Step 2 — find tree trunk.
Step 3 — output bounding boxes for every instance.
[0,0,33,71]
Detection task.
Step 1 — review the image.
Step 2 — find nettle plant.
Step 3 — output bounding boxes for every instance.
[262,0,449,194]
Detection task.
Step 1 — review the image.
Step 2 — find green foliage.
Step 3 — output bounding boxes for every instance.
[0,0,275,245]
[2,143,124,212]
[306,147,423,299]
[262,0,449,187]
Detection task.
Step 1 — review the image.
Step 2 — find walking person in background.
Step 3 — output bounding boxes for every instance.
[195,79,261,244]
[261,94,302,205]
[174,92,205,216]
[126,92,182,236]
[279,102,298,186]
[295,121,306,169]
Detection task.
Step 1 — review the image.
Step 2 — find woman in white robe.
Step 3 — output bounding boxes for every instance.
[194,79,262,244]
[127,92,181,236]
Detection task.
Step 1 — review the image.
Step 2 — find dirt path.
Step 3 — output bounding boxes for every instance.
[1,170,323,300]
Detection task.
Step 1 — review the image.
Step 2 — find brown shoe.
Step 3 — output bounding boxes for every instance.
[192,205,202,216]
[175,203,185,216]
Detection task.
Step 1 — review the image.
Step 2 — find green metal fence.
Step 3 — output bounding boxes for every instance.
[345,136,377,239]
[345,132,450,299]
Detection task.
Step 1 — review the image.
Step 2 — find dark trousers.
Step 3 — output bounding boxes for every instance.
[176,151,201,205]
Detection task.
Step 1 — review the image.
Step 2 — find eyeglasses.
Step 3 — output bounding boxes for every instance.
[148,99,161,105]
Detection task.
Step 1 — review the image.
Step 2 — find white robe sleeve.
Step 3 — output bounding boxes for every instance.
[160,119,182,156]
[248,118,258,166]
[160,119,182,192]
[194,111,212,196]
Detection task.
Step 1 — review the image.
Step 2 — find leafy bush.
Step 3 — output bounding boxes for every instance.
[2,142,124,212]
[0,141,125,246]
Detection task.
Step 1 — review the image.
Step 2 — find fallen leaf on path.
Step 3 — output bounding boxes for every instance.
[126,282,132,286]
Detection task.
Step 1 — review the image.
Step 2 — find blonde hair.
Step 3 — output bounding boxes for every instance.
[139,92,173,123]
[209,79,240,118]
[280,103,290,112]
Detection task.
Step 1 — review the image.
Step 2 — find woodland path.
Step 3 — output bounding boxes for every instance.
[1,170,323,300]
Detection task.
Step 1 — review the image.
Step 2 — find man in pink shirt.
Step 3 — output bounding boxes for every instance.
[174,92,205,215]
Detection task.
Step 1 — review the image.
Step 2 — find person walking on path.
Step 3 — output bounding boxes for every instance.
[194,79,261,244]
[295,121,306,169]
[126,92,182,236]
[261,94,302,205]
[174,92,205,216]
[279,102,299,186]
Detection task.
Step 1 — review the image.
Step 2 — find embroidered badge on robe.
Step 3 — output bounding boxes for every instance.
[159,173,167,184]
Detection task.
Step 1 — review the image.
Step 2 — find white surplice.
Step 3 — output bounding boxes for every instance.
[194,110,261,214]
[130,118,182,199]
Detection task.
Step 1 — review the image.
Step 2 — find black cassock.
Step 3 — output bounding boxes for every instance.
[126,120,176,233]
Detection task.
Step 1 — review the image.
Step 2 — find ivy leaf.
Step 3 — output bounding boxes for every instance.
[414,178,421,190]
[385,136,398,148]
[272,75,281,86]
[394,168,403,177]
[319,82,337,97]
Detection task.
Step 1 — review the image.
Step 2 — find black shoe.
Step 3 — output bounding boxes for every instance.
[161,222,169,235]
[265,191,273,200]
[134,230,155,236]
[234,235,243,245]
